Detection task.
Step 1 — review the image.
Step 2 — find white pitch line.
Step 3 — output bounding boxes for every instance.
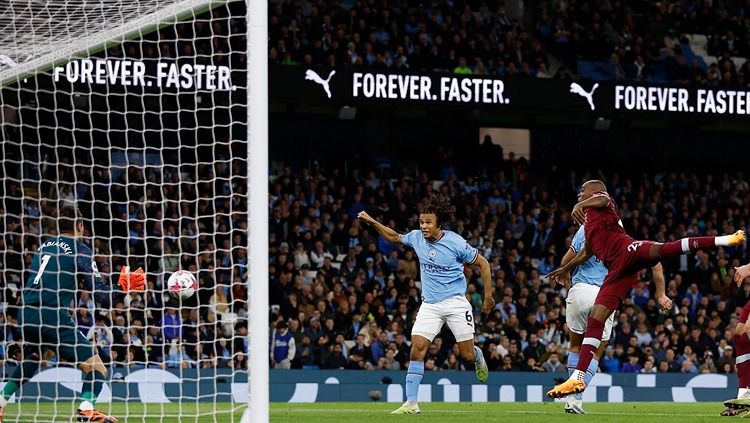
[500,410,719,417]
[272,408,719,417]
[272,408,482,414]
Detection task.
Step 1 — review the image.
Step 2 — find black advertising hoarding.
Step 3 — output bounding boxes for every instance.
[16,59,750,119]
[271,65,750,119]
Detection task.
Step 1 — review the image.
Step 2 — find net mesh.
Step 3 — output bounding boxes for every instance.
[0,1,248,421]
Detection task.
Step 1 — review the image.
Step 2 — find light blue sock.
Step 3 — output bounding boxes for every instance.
[473,345,484,364]
[405,361,424,402]
[567,352,582,401]
[585,359,599,387]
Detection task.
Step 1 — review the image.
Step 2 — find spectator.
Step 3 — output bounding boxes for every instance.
[323,343,348,369]
[622,354,642,373]
[441,353,466,371]
[600,345,622,374]
[542,352,564,372]
[718,346,735,374]
[523,334,546,362]
[349,334,373,364]
[162,307,182,343]
[271,321,295,369]
[681,359,699,374]
[640,360,657,373]
[377,348,401,370]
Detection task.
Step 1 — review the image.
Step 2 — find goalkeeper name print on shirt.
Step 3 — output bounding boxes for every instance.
[24,236,99,309]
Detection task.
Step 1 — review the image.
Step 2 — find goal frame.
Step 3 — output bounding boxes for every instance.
[1,0,269,420]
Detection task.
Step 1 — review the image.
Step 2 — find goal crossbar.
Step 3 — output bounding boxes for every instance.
[0,0,230,86]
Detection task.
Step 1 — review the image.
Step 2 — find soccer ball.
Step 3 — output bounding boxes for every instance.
[167,270,197,299]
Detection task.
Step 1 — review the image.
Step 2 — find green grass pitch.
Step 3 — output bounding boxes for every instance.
[2,402,245,422]
[270,402,730,422]
[0,401,731,422]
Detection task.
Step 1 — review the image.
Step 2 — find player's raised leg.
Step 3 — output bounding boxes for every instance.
[446,296,488,383]
[646,231,745,261]
[455,339,488,383]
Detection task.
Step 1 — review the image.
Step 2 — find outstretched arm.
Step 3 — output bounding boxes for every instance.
[652,263,672,310]
[357,211,403,244]
[79,257,146,308]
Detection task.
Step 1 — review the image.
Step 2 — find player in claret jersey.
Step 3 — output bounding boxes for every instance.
[0,206,146,422]
[546,180,745,399]
[722,264,750,415]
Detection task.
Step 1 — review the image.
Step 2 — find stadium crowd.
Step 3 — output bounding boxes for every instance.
[268,0,750,85]
[268,154,750,375]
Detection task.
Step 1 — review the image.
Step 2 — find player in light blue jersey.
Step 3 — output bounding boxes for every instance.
[358,195,495,415]
[560,224,670,414]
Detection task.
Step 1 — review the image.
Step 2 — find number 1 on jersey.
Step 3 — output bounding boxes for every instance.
[33,254,51,285]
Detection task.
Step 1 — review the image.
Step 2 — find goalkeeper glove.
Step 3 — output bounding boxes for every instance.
[118,265,146,292]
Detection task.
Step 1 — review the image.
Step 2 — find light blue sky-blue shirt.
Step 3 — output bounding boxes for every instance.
[570,225,608,287]
[400,229,478,304]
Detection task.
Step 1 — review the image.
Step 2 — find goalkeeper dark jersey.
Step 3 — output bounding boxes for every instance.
[23,235,115,309]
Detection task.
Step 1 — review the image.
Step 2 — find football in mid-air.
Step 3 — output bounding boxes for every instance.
[167,270,197,299]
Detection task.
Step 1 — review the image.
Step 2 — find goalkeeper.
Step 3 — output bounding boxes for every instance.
[0,206,145,422]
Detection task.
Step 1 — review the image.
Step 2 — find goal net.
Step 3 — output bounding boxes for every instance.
[0,0,264,421]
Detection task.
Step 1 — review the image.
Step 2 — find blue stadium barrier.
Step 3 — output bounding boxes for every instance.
[269,370,739,403]
[4,367,740,403]
[2,367,247,403]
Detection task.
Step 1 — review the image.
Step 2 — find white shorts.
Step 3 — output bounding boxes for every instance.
[566,283,614,341]
[411,296,475,343]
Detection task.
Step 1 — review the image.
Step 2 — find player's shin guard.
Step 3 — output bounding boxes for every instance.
[405,361,424,402]
[81,369,106,404]
[2,359,41,400]
[573,318,605,378]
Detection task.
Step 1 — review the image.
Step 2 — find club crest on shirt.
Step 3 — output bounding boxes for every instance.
[428,249,437,261]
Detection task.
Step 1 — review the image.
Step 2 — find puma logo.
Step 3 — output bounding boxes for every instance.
[570,82,599,111]
[305,69,336,98]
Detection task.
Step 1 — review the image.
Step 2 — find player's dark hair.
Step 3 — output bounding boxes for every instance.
[59,206,83,233]
[420,194,454,228]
